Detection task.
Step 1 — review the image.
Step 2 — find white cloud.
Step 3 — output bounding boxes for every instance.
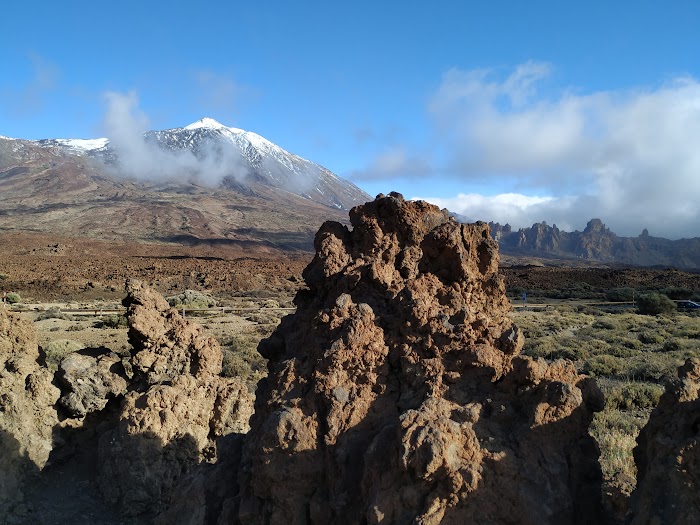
[418,64,700,238]
[101,91,248,185]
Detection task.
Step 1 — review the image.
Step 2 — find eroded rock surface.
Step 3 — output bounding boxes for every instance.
[238,194,603,524]
[0,308,60,522]
[97,280,254,517]
[632,358,700,524]
[123,279,223,386]
[56,348,128,418]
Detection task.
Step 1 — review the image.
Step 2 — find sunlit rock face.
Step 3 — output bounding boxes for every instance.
[238,193,604,525]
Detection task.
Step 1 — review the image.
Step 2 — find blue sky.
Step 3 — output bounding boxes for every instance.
[3,1,700,238]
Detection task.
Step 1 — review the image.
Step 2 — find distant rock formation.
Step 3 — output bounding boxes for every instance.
[0,309,60,522]
[631,358,700,523]
[488,218,700,269]
[235,194,604,524]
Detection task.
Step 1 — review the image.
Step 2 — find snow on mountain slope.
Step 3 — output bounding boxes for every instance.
[38,138,109,154]
[30,118,369,210]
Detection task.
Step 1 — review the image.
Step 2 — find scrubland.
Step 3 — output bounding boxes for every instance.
[513,304,700,484]
[9,276,700,503]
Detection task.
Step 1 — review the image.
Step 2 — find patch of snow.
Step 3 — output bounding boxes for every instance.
[185,117,228,130]
[54,138,109,150]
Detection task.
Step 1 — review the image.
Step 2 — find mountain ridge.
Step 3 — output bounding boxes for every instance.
[26,117,369,211]
[0,120,370,251]
[487,217,700,269]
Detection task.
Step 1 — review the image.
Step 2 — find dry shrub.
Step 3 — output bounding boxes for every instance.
[35,307,75,321]
[42,339,85,370]
[606,382,663,411]
[220,333,267,383]
[167,289,216,309]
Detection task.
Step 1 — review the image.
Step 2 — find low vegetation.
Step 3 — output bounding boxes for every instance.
[97,314,128,329]
[35,307,75,321]
[167,289,217,309]
[41,338,85,370]
[513,303,700,485]
[5,291,21,304]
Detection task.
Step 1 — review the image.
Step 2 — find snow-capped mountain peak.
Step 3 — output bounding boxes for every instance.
[27,118,370,210]
[184,117,229,131]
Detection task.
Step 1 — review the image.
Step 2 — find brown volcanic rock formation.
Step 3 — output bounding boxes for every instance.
[97,280,254,517]
[56,349,128,418]
[238,194,603,524]
[122,279,225,386]
[0,309,60,522]
[631,358,700,524]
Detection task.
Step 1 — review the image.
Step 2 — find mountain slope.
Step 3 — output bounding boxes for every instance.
[35,117,369,210]
[0,122,370,251]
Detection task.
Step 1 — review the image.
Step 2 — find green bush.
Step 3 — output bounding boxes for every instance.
[220,334,267,382]
[583,355,626,377]
[5,292,20,304]
[637,293,676,315]
[605,288,637,302]
[639,331,664,345]
[42,339,85,370]
[606,382,664,411]
[626,354,682,382]
[592,319,620,330]
[97,314,128,329]
[662,339,682,352]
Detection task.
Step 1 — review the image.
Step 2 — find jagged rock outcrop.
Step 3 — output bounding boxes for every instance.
[631,358,700,523]
[97,280,254,517]
[0,308,60,522]
[56,348,128,418]
[487,218,700,269]
[238,193,603,524]
[123,280,224,386]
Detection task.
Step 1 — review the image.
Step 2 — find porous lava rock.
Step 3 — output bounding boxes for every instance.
[0,308,60,522]
[97,280,254,517]
[631,358,700,524]
[238,194,603,524]
[56,348,128,418]
[122,279,223,386]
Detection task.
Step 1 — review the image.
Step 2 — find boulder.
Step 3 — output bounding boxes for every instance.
[631,358,700,523]
[56,348,128,418]
[238,194,603,524]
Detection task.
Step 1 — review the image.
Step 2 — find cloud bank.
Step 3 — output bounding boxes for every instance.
[362,62,700,238]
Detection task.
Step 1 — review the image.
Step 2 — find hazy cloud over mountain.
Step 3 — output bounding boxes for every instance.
[101,91,247,185]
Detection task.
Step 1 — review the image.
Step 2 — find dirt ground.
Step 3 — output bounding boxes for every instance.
[0,231,310,303]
